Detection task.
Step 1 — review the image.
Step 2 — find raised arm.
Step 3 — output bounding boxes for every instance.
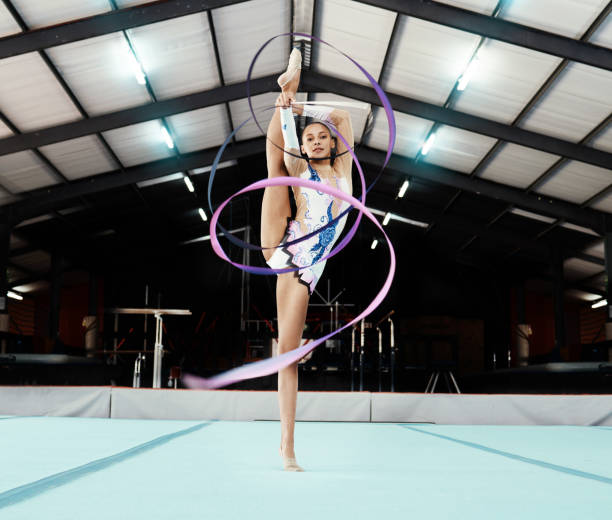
[274,92,306,177]
[293,105,354,172]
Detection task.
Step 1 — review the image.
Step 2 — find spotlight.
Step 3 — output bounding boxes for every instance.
[382,212,391,226]
[592,299,607,309]
[371,239,378,250]
[198,208,208,222]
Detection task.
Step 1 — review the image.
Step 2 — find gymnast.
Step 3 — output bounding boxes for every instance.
[261,48,354,472]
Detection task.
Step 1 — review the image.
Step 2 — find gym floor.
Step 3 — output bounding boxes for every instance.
[1,416,610,519]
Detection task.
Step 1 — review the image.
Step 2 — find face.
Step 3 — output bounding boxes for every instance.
[301,123,333,161]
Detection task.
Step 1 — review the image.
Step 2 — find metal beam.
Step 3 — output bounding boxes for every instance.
[355,0,612,72]
[5,70,612,174]
[571,252,605,266]
[357,147,608,233]
[1,138,265,221]
[0,76,277,156]
[300,72,612,171]
[3,139,609,235]
[0,0,250,60]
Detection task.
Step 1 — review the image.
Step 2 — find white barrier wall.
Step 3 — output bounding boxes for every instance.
[110,388,371,421]
[1,387,611,425]
[0,386,110,418]
[370,393,612,425]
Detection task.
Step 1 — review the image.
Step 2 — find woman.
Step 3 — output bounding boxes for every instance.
[261,48,354,471]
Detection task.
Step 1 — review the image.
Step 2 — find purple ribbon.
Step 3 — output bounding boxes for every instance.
[182,34,396,389]
[183,177,395,389]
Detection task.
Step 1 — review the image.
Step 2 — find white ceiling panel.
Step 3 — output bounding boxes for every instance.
[501,0,608,38]
[591,8,612,48]
[38,136,117,181]
[422,125,497,173]
[15,214,53,227]
[479,143,560,188]
[46,33,151,116]
[167,105,230,153]
[212,0,291,85]
[0,188,14,206]
[0,52,82,131]
[0,2,21,37]
[590,191,612,213]
[590,124,612,153]
[310,93,370,143]
[510,208,555,224]
[114,1,157,7]
[9,233,27,249]
[0,150,59,192]
[536,161,612,204]
[11,0,111,29]
[315,0,396,86]
[0,120,13,139]
[101,120,174,167]
[433,0,498,14]
[520,62,612,142]
[583,240,604,259]
[127,13,220,100]
[383,16,479,105]
[561,222,600,236]
[12,280,49,293]
[11,250,51,273]
[453,40,562,124]
[563,257,604,281]
[229,93,278,141]
[565,288,601,302]
[365,108,433,158]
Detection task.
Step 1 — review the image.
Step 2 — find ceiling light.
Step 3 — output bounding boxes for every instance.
[592,299,607,309]
[184,176,195,193]
[398,180,409,198]
[371,239,378,250]
[191,160,238,175]
[457,58,479,91]
[421,133,436,156]
[181,226,247,245]
[198,208,208,222]
[393,215,429,228]
[7,290,23,301]
[160,126,174,149]
[126,46,146,85]
[382,212,391,226]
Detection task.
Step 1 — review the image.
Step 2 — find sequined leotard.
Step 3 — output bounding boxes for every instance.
[267,162,351,294]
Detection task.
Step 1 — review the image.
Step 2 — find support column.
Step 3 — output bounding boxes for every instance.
[552,246,565,362]
[515,281,531,367]
[49,248,63,343]
[0,223,10,355]
[604,232,612,362]
[83,271,98,357]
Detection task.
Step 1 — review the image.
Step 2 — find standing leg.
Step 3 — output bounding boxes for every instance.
[276,273,309,470]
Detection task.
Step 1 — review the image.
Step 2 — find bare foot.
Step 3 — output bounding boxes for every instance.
[280,444,304,472]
